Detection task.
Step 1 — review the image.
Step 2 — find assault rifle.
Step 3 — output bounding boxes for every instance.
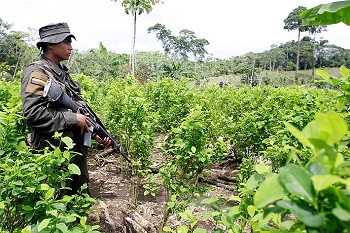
[43,78,131,163]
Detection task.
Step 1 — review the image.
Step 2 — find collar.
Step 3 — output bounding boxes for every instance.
[41,54,64,77]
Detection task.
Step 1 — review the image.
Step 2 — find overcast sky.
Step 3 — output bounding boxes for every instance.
[2,0,350,59]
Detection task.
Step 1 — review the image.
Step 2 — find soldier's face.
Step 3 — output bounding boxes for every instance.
[50,37,73,61]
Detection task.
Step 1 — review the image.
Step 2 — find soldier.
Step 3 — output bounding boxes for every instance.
[20,22,110,197]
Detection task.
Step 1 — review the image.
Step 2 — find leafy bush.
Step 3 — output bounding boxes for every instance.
[145,78,196,132]
[254,111,350,232]
[160,105,228,230]
[0,133,99,232]
[173,67,350,233]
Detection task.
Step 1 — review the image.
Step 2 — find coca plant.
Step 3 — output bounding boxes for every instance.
[160,105,228,231]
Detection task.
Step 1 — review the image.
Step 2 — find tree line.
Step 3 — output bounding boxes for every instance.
[1,7,350,86]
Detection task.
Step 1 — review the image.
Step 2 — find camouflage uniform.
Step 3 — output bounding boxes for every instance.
[20,24,90,196]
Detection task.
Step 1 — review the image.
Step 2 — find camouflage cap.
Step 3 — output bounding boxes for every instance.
[36,22,76,48]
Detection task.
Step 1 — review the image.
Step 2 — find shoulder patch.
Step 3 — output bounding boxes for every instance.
[25,71,49,95]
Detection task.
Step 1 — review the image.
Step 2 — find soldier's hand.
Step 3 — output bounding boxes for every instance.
[76,113,91,135]
[94,135,112,148]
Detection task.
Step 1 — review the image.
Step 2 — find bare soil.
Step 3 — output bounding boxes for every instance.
[86,137,239,233]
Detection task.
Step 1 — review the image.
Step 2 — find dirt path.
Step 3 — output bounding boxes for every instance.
[86,148,238,232]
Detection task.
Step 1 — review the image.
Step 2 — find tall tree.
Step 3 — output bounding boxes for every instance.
[147,23,209,61]
[112,0,162,75]
[283,6,310,82]
[147,23,175,55]
[284,7,327,79]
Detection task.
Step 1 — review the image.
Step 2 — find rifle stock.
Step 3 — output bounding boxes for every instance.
[43,78,131,163]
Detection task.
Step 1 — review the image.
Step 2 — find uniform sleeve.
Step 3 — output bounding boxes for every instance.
[21,67,78,134]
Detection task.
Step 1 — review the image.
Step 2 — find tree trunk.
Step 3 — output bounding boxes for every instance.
[250,58,255,86]
[13,45,20,80]
[296,29,301,85]
[312,31,317,77]
[131,11,137,76]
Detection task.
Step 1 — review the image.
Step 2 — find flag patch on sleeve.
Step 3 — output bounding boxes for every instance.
[25,71,49,95]
[31,77,46,87]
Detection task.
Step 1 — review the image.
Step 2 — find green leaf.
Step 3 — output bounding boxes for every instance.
[62,136,74,150]
[51,202,66,210]
[263,205,285,218]
[179,210,191,221]
[228,196,241,202]
[301,121,321,144]
[22,205,33,211]
[332,203,350,221]
[63,150,71,160]
[278,220,295,231]
[38,218,51,232]
[335,153,347,169]
[315,70,330,80]
[308,162,326,175]
[284,122,311,148]
[246,174,264,190]
[315,111,348,144]
[80,216,87,226]
[308,139,337,173]
[53,131,63,139]
[255,163,271,174]
[287,111,348,152]
[167,201,175,209]
[311,174,344,191]
[45,188,55,200]
[61,215,76,223]
[336,101,345,112]
[0,202,5,209]
[163,226,172,232]
[254,173,287,208]
[300,1,350,26]
[21,228,31,233]
[200,197,219,205]
[277,200,314,221]
[191,146,196,153]
[171,194,177,202]
[202,212,213,220]
[54,147,61,158]
[12,180,24,186]
[221,213,233,226]
[247,205,256,217]
[302,213,326,227]
[46,210,58,217]
[340,65,349,79]
[193,228,207,233]
[228,207,240,217]
[36,184,50,191]
[279,165,316,205]
[99,42,108,56]
[26,187,36,193]
[56,223,68,233]
[68,164,81,175]
[24,211,34,222]
[177,225,189,233]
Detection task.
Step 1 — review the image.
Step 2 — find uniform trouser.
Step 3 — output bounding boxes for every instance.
[59,132,91,198]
